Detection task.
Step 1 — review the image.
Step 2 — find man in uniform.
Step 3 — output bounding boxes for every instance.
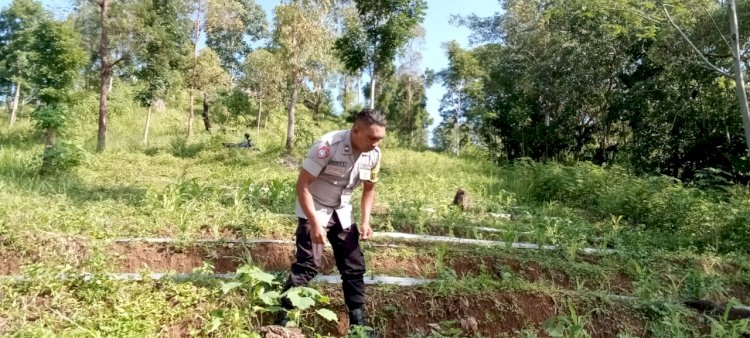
[276,108,385,335]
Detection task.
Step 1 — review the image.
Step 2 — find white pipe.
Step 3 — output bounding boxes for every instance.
[112,238,295,245]
[109,233,616,254]
[110,238,404,249]
[373,232,618,254]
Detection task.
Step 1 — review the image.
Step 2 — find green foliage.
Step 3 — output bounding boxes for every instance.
[30,104,70,132]
[205,0,269,78]
[215,264,337,333]
[244,178,296,213]
[190,48,231,93]
[707,300,750,338]
[0,0,46,93]
[334,0,428,104]
[134,0,190,107]
[643,302,700,338]
[28,20,86,104]
[500,161,749,253]
[544,302,591,338]
[452,0,750,182]
[170,138,206,158]
[39,142,86,174]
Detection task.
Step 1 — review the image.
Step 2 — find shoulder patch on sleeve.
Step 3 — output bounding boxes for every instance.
[316,145,330,159]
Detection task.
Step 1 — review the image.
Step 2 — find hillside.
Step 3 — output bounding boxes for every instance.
[1,104,749,337]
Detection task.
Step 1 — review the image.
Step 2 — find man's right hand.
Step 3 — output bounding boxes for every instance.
[310,223,326,244]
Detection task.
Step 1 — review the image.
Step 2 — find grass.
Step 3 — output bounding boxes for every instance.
[1,94,750,336]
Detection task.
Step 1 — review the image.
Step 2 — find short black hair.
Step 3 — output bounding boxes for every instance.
[354,108,386,127]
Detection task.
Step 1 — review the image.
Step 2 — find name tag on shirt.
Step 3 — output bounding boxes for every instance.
[324,164,347,177]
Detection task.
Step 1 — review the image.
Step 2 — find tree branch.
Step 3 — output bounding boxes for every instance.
[699,3,731,50]
[662,4,733,78]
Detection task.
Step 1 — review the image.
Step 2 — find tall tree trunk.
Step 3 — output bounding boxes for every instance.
[188,10,200,140]
[369,56,377,109]
[730,0,750,150]
[96,0,112,152]
[143,106,152,145]
[40,127,58,175]
[188,90,195,138]
[202,92,211,132]
[356,75,362,107]
[369,72,376,109]
[256,94,262,135]
[286,79,299,153]
[44,127,57,147]
[455,85,462,156]
[407,79,414,147]
[265,108,269,128]
[9,81,20,126]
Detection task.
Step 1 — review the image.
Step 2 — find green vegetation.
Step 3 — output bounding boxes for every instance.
[1,98,749,336]
[2,0,750,336]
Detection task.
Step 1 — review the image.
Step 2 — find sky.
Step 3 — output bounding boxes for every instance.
[0,0,502,139]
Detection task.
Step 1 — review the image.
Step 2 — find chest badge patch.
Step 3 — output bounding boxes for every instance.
[317,146,330,159]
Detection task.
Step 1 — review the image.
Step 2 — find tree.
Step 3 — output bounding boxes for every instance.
[191,48,230,132]
[26,19,86,173]
[376,71,431,148]
[185,0,266,138]
[135,0,191,145]
[333,0,427,108]
[274,1,333,152]
[450,0,750,181]
[84,0,140,152]
[374,26,431,148]
[205,0,268,79]
[242,48,285,133]
[437,40,483,156]
[0,0,46,127]
[662,0,750,150]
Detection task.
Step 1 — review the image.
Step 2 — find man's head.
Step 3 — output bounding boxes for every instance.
[351,108,386,152]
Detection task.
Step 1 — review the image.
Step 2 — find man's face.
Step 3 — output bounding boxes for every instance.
[352,122,386,152]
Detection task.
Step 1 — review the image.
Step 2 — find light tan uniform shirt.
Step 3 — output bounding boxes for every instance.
[295,130,381,229]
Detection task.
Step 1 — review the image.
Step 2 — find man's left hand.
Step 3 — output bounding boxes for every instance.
[360,222,373,240]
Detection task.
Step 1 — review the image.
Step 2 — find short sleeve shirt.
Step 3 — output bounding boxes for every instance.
[295,130,381,229]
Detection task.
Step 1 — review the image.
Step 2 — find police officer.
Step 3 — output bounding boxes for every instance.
[276,108,385,335]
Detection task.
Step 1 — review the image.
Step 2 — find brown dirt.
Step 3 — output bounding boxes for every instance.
[0,242,644,299]
[729,284,750,303]
[311,287,649,338]
[4,241,747,306]
[449,256,575,289]
[610,272,636,294]
[0,250,23,275]
[110,242,336,274]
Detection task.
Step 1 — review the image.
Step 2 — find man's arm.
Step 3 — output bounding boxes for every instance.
[297,169,326,244]
[359,181,376,239]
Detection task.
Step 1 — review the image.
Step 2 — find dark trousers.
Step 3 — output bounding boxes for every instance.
[282,211,366,310]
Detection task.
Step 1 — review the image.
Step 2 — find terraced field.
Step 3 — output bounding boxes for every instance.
[1,120,749,337]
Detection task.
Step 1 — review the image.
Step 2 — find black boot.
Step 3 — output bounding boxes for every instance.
[274,310,289,327]
[274,296,294,327]
[348,308,377,338]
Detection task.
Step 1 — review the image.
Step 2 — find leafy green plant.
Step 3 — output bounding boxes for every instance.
[543,301,591,338]
[170,137,205,158]
[216,264,337,333]
[632,261,662,300]
[645,303,698,338]
[39,141,86,174]
[707,300,750,338]
[244,178,295,212]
